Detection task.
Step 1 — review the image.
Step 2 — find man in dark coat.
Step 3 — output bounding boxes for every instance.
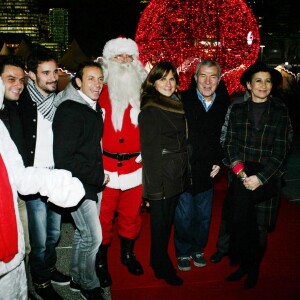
[53,61,108,300]
[174,60,230,271]
[0,74,84,300]
[0,55,32,298]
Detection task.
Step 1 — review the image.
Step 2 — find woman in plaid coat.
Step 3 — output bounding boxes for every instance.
[223,62,293,289]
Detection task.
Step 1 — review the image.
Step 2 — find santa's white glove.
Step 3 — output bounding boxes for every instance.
[135,154,142,163]
[0,77,5,108]
[17,168,85,208]
[130,107,140,126]
[45,169,85,208]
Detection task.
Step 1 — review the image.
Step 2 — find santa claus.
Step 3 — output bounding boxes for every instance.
[0,78,84,299]
[97,37,147,293]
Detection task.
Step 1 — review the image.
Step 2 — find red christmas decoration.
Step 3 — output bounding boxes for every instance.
[135,0,260,94]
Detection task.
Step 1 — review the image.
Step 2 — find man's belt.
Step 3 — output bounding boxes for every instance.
[103,150,140,161]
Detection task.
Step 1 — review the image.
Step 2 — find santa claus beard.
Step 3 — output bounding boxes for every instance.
[107,60,146,131]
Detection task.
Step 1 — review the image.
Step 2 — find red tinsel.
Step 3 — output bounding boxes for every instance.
[135,0,260,94]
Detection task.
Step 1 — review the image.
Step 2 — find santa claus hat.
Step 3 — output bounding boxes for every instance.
[102,37,139,60]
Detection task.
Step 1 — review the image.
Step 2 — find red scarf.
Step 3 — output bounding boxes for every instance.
[0,154,18,262]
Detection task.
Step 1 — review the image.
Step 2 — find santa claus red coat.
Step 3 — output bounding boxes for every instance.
[99,85,142,244]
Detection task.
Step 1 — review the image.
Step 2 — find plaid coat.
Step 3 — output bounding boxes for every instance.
[224,96,292,226]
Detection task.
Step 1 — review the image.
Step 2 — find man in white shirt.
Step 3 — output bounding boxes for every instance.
[19,47,69,300]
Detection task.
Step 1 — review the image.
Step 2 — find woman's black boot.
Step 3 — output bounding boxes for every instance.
[226,262,249,281]
[244,248,265,289]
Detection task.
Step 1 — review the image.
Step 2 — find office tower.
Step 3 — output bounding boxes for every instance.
[0,0,39,43]
[49,8,69,52]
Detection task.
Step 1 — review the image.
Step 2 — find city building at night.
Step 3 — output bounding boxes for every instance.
[245,0,299,66]
[0,0,39,47]
[0,1,69,59]
[49,8,69,53]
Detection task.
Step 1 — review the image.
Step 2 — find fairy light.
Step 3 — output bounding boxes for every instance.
[57,67,74,77]
[276,65,300,79]
[135,0,261,94]
[25,67,74,78]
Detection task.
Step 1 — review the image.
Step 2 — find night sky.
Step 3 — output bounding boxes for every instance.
[38,0,298,58]
[39,0,141,57]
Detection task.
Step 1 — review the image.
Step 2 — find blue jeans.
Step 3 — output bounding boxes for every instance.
[26,196,61,283]
[174,189,213,257]
[70,196,102,290]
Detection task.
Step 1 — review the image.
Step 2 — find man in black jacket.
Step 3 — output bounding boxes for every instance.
[0,55,33,297]
[0,56,27,162]
[174,60,230,271]
[53,61,108,300]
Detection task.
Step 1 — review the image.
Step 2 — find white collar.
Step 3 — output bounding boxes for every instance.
[78,90,97,110]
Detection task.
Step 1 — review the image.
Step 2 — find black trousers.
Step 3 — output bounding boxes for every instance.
[216,219,268,254]
[150,195,179,277]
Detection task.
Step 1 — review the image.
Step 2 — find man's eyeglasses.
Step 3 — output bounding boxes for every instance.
[113,54,134,62]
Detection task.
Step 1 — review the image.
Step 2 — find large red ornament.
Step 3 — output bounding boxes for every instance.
[135,0,260,94]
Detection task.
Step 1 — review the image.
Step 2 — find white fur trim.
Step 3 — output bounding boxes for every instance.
[105,168,142,190]
[103,38,139,60]
[102,108,106,121]
[130,107,140,126]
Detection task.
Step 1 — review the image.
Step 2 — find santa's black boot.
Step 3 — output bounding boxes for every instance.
[120,236,144,276]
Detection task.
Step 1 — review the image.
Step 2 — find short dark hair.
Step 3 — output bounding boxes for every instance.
[240,62,282,88]
[26,46,57,74]
[72,61,103,90]
[0,55,25,75]
[141,61,179,97]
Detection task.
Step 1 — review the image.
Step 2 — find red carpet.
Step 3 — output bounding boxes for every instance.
[108,172,300,300]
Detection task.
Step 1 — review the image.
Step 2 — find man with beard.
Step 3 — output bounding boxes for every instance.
[19,47,69,300]
[97,37,147,295]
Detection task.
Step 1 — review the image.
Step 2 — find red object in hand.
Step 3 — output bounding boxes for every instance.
[232,163,244,175]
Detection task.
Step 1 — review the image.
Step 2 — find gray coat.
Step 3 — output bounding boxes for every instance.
[139,92,188,200]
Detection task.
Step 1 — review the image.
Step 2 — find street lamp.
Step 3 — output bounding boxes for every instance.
[260,45,265,61]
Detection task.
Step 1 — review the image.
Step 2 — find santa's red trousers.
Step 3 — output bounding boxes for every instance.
[100,185,143,245]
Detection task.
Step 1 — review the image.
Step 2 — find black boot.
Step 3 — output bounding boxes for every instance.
[34,281,63,300]
[244,262,259,289]
[244,248,265,289]
[120,236,144,276]
[226,261,249,282]
[96,245,112,288]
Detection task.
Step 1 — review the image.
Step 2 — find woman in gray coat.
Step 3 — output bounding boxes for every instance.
[138,61,188,286]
